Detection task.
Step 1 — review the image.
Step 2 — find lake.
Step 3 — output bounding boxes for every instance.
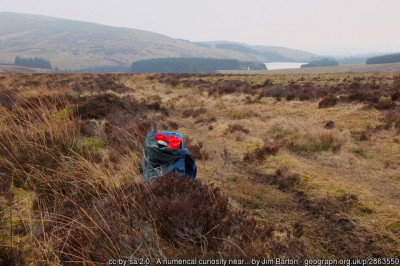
[264,62,307,70]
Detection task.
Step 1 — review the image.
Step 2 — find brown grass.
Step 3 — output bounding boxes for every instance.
[318,95,338,108]
[226,123,250,134]
[243,140,282,162]
[1,72,400,263]
[185,136,209,160]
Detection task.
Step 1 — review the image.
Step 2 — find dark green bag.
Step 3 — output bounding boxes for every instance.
[142,131,197,182]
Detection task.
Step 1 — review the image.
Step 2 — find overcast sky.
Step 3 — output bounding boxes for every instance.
[1,0,400,55]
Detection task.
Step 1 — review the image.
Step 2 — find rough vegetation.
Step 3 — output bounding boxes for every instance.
[1,72,400,264]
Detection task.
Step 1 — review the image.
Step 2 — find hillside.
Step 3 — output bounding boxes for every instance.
[0,12,316,71]
[200,40,316,62]
[366,53,400,64]
[253,45,316,61]
[301,58,339,68]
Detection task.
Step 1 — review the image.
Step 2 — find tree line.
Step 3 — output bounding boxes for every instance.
[131,57,267,73]
[14,56,52,69]
[301,58,339,68]
[366,53,400,64]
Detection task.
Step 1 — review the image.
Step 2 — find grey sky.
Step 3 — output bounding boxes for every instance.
[1,0,399,55]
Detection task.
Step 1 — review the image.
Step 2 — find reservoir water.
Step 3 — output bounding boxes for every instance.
[265,62,307,70]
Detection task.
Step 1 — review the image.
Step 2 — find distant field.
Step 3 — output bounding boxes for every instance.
[3,62,400,75]
[0,64,51,73]
[218,62,400,74]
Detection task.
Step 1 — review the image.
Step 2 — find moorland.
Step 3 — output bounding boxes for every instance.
[1,72,400,264]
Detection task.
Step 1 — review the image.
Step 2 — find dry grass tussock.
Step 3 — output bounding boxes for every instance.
[243,140,282,162]
[268,117,350,153]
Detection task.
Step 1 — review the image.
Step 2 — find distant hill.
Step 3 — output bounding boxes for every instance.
[337,56,367,65]
[0,12,316,71]
[200,41,316,62]
[366,53,400,64]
